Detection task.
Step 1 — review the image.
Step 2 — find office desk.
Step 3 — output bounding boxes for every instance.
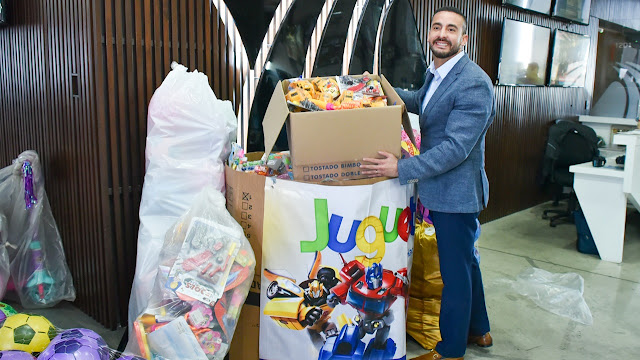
[570,131,640,263]
[579,115,637,146]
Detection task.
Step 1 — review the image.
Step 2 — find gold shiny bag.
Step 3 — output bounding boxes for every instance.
[407,217,442,350]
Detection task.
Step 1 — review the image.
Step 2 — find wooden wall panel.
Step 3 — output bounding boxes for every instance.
[92,0,242,327]
[0,0,116,326]
[410,0,600,222]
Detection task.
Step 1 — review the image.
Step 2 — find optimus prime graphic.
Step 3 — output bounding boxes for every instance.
[263,252,341,347]
[319,255,408,360]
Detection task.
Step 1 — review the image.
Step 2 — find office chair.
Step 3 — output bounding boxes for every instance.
[541,119,599,227]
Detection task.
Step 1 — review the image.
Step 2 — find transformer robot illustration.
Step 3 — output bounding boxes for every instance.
[319,255,408,360]
[263,252,341,347]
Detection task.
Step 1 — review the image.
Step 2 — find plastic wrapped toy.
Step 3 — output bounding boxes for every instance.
[37,338,109,360]
[406,203,442,350]
[0,313,57,353]
[0,351,36,359]
[0,151,75,308]
[228,145,292,180]
[401,128,421,159]
[128,187,255,360]
[32,325,145,360]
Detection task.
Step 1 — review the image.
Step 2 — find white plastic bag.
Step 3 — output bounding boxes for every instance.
[0,214,9,299]
[128,62,238,331]
[513,267,593,325]
[128,187,255,360]
[0,150,76,307]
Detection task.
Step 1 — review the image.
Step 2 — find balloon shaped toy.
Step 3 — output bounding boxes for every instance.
[37,338,109,360]
[49,328,107,349]
[0,351,36,360]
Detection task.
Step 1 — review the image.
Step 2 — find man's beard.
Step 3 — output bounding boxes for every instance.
[429,38,461,59]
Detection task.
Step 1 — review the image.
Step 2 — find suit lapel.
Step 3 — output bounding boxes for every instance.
[418,71,434,116]
[423,54,470,116]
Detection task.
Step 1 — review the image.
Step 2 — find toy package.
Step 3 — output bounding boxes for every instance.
[128,186,255,360]
[406,202,442,350]
[259,177,415,360]
[285,75,388,112]
[0,151,75,307]
[228,142,293,179]
[401,128,421,159]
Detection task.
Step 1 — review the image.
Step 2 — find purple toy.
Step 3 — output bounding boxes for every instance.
[48,328,107,349]
[37,338,109,360]
[0,351,36,360]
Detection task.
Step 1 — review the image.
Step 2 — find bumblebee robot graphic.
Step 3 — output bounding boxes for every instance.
[263,252,341,347]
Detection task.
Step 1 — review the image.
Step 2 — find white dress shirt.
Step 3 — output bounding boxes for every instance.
[421,51,466,113]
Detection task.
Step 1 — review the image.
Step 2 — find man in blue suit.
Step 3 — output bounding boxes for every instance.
[362,6,495,360]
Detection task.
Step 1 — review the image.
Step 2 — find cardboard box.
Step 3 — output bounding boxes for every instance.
[225,155,390,360]
[225,153,265,360]
[263,75,413,181]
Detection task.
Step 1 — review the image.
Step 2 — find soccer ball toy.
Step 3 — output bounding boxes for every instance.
[0,351,36,360]
[37,338,109,360]
[0,303,18,326]
[49,328,107,349]
[0,314,56,353]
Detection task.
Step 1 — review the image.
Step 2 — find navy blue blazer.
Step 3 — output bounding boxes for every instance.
[396,54,495,213]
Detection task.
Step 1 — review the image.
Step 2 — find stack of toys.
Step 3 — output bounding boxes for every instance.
[131,187,255,360]
[228,143,292,179]
[285,75,387,112]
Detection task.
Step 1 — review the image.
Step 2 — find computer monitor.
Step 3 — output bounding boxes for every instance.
[497,19,551,86]
[0,0,7,25]
[552,0,591,25]
[502,0,552,15]
[548,30,590,87]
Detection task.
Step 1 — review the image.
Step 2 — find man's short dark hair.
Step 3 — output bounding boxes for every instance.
[432,6,467,35]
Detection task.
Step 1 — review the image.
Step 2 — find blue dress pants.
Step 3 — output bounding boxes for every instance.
[431,211,490,358]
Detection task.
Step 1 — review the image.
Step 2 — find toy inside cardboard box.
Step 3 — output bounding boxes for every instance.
[263,74,414,182]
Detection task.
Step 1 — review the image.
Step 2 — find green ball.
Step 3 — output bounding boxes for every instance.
[0,303,18,325]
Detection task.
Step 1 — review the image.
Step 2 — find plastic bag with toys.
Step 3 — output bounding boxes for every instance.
[0,151,76,308]
[128,186,255,360]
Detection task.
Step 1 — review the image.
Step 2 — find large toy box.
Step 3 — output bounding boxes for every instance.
[262,75,413,181]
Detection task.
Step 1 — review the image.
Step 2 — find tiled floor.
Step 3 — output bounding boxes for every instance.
[4,202,639,359]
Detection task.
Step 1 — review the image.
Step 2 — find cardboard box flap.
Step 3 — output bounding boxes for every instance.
[380,74,417,149]
[262,80,289,157]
